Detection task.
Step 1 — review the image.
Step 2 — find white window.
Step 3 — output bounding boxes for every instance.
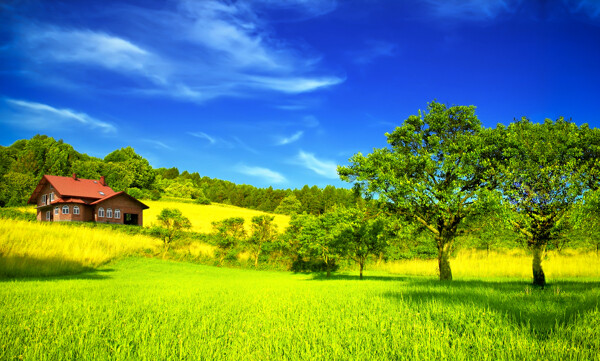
[114,209,121,219]
[62,205,69,214]
[73,206,80,215]
[50,193,55,202]
[41,194,47,205]
[98,207,105,217]
[107,208,113,218]
[54,207,59,215]
[46,211,51,220]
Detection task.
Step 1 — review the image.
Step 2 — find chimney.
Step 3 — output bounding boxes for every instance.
[72,173,77,180]
[100,176,106,186]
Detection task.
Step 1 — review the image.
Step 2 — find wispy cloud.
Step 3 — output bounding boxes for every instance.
[12,0,343,103]
[276,131,304,145]
[424,0,522,20]
[352,40,398,65]
[295,150,338,179]
[564,0,600,18]
[237,165,287,184]
[188,131,217,145]
[143,139,173,150]
[3,98,116,132]
[232,136,259,154]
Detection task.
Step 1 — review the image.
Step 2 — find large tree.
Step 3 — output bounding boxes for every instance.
[494,118,600,287]
[339,101,497,281]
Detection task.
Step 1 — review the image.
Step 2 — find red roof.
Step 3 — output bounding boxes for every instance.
[28,175,116,205]
[90,191,149,209]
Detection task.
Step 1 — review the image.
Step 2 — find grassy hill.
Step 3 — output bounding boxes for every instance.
[141,199,290,233]
[1,256,599,361]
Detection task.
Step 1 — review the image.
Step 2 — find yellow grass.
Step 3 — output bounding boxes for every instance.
[143,199,290,233]
[0,219,160,277]
[378,249,600,279]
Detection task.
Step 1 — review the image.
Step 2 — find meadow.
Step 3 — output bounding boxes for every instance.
[1,257,599,361]
[143,199,290,233]
[0,219,160,277]
[1,211,599,360]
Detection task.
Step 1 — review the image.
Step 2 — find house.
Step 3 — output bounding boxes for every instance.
[28,174,149,226]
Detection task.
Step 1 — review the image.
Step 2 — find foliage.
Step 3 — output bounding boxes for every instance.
[286,212,344,277]
[275,194,302,215]
[156,208,192,251]
[211,217,246,264]
[339,101,499,281]
[333,206,389,279]
[247,215,278,267]
[493,118,600,286]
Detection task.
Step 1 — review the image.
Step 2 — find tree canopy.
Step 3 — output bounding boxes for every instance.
[339,101,498,280]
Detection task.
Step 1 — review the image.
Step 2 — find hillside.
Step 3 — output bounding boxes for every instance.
[144,199,290,233]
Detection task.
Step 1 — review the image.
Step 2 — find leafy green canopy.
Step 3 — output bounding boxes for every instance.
[493,118,600,286]
[339,101,498,280]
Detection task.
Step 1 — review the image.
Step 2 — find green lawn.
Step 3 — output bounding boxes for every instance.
[1,257,599,361]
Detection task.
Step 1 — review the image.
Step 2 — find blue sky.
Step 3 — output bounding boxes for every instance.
[1,0,599,189]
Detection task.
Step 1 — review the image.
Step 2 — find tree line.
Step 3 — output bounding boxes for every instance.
[0,135,356,214]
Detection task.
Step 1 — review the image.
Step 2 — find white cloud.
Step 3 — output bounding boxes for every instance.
[188,131,217,145]
[21,25,166,84]
[276,131,304,145]
[143,139,172,150]
[424,0,522,20]
[13,0,343,103]
[237,165,287,184]
[4,98,116,132]
[295,150,338,178]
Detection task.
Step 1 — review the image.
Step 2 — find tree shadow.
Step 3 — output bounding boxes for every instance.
[0,255,114,282]
[383,279,600,339]
[309,273,419,282]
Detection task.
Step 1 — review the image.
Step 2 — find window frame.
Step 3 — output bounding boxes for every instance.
[50,193,55,202]
[41,194,47,205]
[107,208,113,218]
[114,209,121,219]
[98,207,105,218]
[62,205,69,214]
[54,207,59,215]
[46,211,51,220]
[73,206,80,215]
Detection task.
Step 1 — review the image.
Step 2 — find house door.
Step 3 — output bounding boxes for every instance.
[124,213,139,225]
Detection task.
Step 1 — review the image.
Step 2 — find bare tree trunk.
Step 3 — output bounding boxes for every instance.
[532,245,546,288]
[359,261,364,280]
[254,253,259,268]
[438,241,452,281]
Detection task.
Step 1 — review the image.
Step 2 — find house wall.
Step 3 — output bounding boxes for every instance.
[51,204,94,222]
[94,195,144,226]
[35,182,58,222]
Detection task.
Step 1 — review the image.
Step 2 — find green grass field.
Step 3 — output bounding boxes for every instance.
[1,257,599,361]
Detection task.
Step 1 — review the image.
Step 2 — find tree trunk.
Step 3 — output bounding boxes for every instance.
[359,261,364,280]
[532,245,546,288]
[438,242,452,281]
[254,253,259,268]
[326,266,331,278]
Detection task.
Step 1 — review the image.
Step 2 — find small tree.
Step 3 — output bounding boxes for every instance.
[247,215,278,267]
[275,194,302,215]
[288,212,344,277]
[212,217,246,265]
[156,208,191,251]
[333,206,388,279]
